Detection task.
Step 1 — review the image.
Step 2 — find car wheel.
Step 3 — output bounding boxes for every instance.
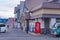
[3,30,6,33]
[55,35,59,37]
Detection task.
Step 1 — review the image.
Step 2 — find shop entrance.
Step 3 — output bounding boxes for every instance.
[44,18,50,34]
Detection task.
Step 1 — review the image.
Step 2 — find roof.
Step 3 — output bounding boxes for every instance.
[25,0,48,11]
[42,2,60,9]
[31,2,60,12]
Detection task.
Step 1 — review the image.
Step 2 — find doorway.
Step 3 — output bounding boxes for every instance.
[44,18,50,34]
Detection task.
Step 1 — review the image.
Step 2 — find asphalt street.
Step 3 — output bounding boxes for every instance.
[0,28,60,40]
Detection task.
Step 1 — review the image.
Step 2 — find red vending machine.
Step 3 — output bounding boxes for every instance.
[34,22,41,33]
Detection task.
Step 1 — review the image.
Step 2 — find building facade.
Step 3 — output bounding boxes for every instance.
[14,1,25,29]
[24,0,60,34]
[14,5,20,28]
[14,0,60,34]
[6,18,14,28]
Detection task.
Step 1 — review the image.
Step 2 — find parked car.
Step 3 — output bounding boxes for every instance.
[0,23,7,33]
[51,23,60,37]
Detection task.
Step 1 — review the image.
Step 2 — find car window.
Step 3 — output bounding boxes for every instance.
[0,24,5,27]
[57,24,60,28]
[52,23,56,28]
[55,23,60,28]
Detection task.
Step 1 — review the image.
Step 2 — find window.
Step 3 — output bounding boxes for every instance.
[48,0,59,3]
[53,0,59,3]
[0,24,5,27]
[57,24,60,28]
[56,18,60,23]
[53,0,59,2]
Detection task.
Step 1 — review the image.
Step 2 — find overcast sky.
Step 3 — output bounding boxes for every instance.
[0,0,25,18]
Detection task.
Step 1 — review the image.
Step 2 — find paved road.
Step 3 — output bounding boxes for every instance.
[0,28,60,40]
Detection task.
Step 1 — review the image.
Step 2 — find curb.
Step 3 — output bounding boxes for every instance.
[28,32,40,36]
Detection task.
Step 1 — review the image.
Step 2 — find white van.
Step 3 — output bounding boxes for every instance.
[0,23,7,33]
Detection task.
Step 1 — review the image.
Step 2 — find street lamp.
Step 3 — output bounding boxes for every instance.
[26,10,29,13]
[26,10,32,16]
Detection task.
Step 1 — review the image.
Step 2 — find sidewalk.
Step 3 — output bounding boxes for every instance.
[28,32,40,36]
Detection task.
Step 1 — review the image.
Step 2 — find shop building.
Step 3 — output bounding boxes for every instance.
[24,0,60,34]
[14,0,60,34]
